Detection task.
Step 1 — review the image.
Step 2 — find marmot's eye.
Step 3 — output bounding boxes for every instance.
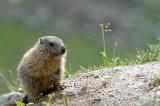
[49,42,55,46]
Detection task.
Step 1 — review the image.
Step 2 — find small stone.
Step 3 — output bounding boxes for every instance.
[66,92,75,96]
[94,75,99,78]
[109,94,114,97]
[94,97,101,101]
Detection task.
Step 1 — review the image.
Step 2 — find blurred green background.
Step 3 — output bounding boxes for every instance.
[0,0,160,95]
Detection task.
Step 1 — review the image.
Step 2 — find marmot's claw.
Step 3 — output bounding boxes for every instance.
[31,97,41,103]
[59,84,66,90]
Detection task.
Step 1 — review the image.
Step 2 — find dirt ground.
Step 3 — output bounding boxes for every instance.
[64,61,160,106]
[1,61,160,106]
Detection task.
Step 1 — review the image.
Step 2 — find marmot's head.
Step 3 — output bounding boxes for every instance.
[37,36,66,56]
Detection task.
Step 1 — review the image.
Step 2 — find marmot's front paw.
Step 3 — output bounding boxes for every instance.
[49,75,60,82]
[22,95,42,104]
[22,95,29,104]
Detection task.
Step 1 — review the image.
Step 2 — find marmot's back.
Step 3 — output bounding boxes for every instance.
[17,36,66,103]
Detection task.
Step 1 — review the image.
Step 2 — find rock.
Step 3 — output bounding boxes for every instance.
[0,91,23,106]
[1,61,160,106]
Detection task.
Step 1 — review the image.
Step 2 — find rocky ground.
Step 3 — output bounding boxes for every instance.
[1,61,160,106]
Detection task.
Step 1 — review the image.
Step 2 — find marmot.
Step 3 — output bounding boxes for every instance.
[17,36,66,103]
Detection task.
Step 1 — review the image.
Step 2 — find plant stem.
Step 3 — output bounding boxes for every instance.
[100,24,106,57]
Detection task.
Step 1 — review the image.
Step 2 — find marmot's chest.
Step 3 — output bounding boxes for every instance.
[43,58,60,73]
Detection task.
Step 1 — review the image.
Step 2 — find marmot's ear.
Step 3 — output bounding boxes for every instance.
[39,37,43,45]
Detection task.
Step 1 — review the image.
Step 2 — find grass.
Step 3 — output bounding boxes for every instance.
[0,70,20,92]
[99,23,160,67]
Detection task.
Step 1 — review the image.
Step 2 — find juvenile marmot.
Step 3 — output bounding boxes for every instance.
[17,36,66,103]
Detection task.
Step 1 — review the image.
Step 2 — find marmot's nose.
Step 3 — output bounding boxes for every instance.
[61,46,66,54]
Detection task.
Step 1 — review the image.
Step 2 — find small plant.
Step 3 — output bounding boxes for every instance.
[42,93,55,106]
[152,75,160,87]
[99,23,126,67]
[63,95,69,106]
[135,72,145,78]
[99,24,107,58]
[16,100,25,106]
[99,23,113,66]
[152,87,158,106]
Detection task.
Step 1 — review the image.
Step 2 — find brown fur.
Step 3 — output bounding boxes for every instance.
[17,36,66,102]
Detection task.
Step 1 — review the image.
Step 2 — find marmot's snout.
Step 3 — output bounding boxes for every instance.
[61,46,66,54]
